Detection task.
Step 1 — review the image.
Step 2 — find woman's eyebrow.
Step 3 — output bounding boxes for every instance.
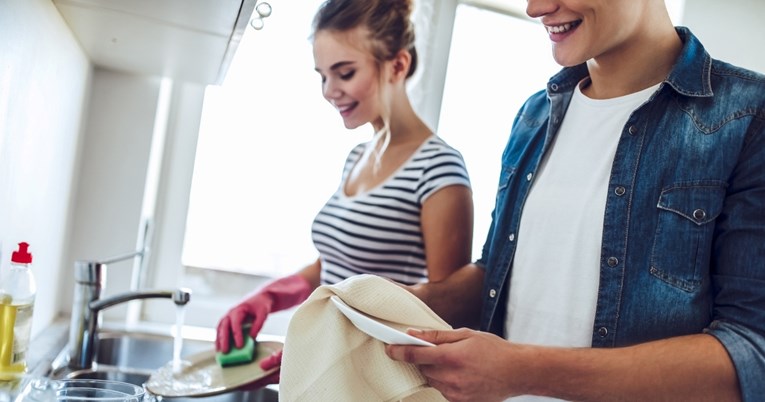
[315,60,355,73]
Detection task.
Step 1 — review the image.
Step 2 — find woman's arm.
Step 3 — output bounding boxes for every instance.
[415,184,483,328]
[420,184,474,282]
[297,257,322,290]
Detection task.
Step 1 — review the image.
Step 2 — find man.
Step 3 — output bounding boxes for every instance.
[388,0,765,400]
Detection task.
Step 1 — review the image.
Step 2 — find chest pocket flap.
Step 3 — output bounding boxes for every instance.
[656,182,727,225]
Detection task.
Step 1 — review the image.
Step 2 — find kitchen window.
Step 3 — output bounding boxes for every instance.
[182,1,561,278]
[437,4,560,255]
[182,0,358,278]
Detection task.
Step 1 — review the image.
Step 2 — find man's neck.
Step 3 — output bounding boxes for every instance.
[583,24,682,99]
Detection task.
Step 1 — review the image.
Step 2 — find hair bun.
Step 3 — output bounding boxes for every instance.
[391,0,414,20]
[313,0,419,77]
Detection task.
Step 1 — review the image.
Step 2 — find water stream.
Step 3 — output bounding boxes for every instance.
[171,304,186,374]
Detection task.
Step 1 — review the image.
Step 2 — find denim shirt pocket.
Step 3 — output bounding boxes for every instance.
[650,181,727,292]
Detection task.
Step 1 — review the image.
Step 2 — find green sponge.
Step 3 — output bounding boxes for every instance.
[216,335,256,367]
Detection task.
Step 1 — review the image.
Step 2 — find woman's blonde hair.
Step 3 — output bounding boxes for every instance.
[312,0,418,171]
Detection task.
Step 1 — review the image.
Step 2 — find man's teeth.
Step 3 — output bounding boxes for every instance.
[547,22,578,34]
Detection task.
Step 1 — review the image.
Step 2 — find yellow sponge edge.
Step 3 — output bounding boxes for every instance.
[216,336,256,367]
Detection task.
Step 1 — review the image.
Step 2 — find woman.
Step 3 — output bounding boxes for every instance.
[215,0,474,379]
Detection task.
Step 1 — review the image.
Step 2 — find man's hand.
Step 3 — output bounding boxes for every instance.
[388,329,742,402]
[385,328,523,402]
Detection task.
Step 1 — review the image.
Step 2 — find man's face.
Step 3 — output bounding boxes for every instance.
[526,0,650,67]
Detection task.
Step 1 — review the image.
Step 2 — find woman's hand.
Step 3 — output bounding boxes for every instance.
[216,292,273,353]
[235,350,282,390]
[215,273,314,352]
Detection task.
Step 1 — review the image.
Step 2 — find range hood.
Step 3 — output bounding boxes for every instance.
[53,0,257,85]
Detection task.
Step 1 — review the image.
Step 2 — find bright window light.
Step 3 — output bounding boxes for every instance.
[438,4,560,259]
[182,0,361,277]
[183,2,564,275]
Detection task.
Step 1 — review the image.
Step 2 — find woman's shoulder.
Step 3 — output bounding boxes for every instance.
[410,135,471,200]
[343,142,368,162]
[418,135,467,162]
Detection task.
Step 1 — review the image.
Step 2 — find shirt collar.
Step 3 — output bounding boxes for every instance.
[546,26,713,98]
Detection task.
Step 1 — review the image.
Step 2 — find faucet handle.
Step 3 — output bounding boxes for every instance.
[74,250,145,286]
[73,260,107,287]
[99,250,144,265]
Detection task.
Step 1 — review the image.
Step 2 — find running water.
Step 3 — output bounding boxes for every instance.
[172,304,186,374]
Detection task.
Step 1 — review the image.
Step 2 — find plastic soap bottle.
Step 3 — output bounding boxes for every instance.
[0,242,36,380]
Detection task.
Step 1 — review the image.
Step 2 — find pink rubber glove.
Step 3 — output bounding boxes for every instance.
[257,350,282,384]
[216,273,312,353]
[232,351,282,390]
[259,350,282,372]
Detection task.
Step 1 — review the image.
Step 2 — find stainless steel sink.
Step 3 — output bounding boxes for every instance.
[94,331,212,369]
[50,329,280,402]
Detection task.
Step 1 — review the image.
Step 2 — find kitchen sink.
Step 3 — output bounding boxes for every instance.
[93,331,212,370]
[65,369,278,402]
[49,329,280,402]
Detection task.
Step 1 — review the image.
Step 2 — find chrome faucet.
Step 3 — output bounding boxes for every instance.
[67,252,191,370]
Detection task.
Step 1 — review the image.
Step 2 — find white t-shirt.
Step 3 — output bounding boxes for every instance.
[504,82,660,402]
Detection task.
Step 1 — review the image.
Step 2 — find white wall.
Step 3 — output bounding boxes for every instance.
[0,0,90,337]
[62,69,161,322]
[682,0,765,74]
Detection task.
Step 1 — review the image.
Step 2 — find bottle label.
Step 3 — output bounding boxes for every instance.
[0,298,15,367]
[0,301,33,373]
[11,303,33,366]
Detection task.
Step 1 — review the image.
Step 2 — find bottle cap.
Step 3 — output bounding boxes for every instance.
[11,242,33,264]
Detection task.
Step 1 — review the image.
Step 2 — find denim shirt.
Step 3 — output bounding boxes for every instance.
[477,27,765,400]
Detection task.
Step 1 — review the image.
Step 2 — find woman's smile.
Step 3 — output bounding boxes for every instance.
[335,101,358,118]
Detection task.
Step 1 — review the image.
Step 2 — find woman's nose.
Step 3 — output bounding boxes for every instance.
[323,79,341,100]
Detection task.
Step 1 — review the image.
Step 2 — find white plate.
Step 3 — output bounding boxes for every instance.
[330,295,435,347]
[145,340,283,398]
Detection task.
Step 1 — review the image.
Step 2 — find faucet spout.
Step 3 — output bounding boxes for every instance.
[67,248,192,371]
[68,286,192,371]
[89,288,192,312]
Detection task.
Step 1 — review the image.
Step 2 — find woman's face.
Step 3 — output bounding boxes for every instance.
[526,0,648,67]
[313,28,384,130]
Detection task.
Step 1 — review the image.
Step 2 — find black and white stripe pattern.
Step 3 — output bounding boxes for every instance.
[313,136,470,285]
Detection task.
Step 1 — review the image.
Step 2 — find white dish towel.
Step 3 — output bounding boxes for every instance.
[279,274,451,402]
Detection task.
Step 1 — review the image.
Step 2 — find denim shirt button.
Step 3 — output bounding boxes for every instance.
[607,257,619,267]
[693,208,706,221]
[628,125,638,135]
[489,289,497,298]
[598,327,608,337]
[508,233,515,242]
[614,186,626,196]
[526,173,533,181]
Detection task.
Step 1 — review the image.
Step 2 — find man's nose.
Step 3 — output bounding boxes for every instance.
[526,0,558,19]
